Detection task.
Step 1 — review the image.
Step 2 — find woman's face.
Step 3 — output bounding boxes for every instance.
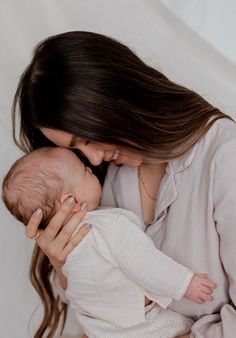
[40,128,144,167]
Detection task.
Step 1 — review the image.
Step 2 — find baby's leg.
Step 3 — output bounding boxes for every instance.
[145,303,195,338]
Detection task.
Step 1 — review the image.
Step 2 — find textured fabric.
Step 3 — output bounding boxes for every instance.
[101,118,236,337]
[62,208,193,337]
[78,303,194,338]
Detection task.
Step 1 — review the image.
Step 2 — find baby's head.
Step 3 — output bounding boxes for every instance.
[2,147,102,227]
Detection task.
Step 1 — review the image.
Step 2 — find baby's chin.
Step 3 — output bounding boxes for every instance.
[88,198,101,211]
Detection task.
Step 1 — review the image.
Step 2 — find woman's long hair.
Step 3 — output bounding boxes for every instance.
[30,246,67,338]
[12,31,232,337]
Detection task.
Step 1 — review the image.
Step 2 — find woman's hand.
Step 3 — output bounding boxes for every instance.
[25,196,91,270]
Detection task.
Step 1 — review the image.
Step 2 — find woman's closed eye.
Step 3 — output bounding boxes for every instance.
[69,135,91,148]
[85,139,92,146]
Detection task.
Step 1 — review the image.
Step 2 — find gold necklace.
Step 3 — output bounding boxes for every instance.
[138,167,157,201]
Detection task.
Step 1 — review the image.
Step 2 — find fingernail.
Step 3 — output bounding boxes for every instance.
[66,197,75,206]
[80,202,88,211]
[35,208,42,217]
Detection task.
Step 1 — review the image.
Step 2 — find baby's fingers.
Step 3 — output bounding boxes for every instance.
[200,285,213,295]
[195,297,205,304]
[202,279,217,289]
[63,223,92,256]
[199,292,214,302]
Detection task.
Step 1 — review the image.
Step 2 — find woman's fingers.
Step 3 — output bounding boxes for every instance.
[25,196,89,270]
[25,208,43,238]
[53,203,88,248]
[43,196,78,240]
[63,223,92,256]
[47,221,91,269]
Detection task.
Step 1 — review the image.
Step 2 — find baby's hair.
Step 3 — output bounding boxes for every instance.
[2,147,65,228]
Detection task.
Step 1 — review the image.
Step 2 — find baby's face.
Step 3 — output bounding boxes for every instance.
[59,149,102,210]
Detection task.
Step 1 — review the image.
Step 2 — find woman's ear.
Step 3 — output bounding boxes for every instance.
[60,193,82,212]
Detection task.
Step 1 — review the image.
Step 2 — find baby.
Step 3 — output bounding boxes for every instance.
[2,147,216,338]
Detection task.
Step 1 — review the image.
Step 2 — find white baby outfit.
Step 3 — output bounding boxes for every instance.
[62,207,194,338]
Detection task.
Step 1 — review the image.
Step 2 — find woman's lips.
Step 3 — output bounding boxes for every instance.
[105,150,121,162]
[112,153,123,165]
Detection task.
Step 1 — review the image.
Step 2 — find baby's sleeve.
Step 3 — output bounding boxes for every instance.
[113,213,193,308]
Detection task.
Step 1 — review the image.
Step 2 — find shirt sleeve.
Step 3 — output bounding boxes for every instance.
[190,139,236,338]
[113,213,193,308]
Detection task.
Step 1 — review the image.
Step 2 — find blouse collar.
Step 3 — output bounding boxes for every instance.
[169,142,199,175]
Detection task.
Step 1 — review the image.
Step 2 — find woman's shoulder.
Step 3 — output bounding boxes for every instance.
[215,116,236,133]
[196,117,236,172]
[200,117,236,154]
[172,117,236,174]
[216,119,236,153]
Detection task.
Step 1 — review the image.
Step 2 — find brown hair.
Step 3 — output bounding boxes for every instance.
[11,31,233,337]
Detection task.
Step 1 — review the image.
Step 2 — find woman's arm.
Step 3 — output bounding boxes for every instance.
[191,139,236,337]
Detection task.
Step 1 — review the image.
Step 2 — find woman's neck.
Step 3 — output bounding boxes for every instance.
[138,162,167,225]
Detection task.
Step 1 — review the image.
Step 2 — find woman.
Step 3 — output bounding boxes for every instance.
[12,31,236,338]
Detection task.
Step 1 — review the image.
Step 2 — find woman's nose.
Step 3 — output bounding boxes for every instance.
[83,147,104,166]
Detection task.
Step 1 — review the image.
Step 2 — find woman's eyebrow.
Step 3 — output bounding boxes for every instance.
[69,135,77,147]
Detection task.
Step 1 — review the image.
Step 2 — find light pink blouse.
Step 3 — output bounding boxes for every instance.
[100,118,236,338]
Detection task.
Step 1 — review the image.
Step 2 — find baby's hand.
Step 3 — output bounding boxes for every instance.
[184,273,217,304]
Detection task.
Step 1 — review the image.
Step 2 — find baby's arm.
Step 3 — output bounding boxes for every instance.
[113,213,216,307]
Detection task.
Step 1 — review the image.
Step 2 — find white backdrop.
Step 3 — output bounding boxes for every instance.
[0,1,236,337]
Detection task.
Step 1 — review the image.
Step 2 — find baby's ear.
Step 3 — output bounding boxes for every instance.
[60,193,73,205]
